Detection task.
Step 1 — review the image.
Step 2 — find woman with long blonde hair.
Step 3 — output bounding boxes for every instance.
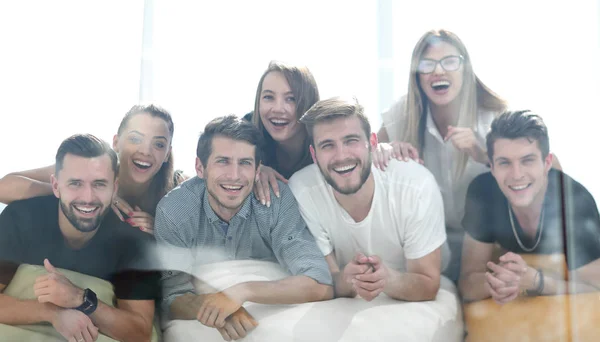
[377,29,508,282]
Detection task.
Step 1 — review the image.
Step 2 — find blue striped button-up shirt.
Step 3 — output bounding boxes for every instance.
[155,176,332,318]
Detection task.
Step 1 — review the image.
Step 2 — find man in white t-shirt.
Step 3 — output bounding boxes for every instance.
[289,96,447,301]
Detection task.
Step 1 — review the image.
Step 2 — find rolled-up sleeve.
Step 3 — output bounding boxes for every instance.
[154,206,196,319]
[270,184,333,286]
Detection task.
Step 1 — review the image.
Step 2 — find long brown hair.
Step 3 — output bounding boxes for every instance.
[402,29,507,178]
[117,104,175,214]
[251,61,320,177]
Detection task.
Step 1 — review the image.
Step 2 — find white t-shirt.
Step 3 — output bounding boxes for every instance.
[288,159,446,272]
[381,95,495,231]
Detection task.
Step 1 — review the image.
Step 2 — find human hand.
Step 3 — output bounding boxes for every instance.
[111,196,134,221]
[485,254,531,305]
[52,309,99,342]
[112,197,154,234]
[216,307,259,341]
[127,206,155,235]
[372,141,422,171]
[445,126,487,164]
[342,253,375,286]
[34,259,84,309]
[498,252,537,291]
[198,292,243,328]
[253,165,287,207]
[353,255,388,301]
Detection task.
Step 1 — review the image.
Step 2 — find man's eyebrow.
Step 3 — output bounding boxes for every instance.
[520,153,537,160]
[317,139,334,147]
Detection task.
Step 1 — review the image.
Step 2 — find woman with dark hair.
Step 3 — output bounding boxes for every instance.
[0,104,182,234]
[245,61,320,206]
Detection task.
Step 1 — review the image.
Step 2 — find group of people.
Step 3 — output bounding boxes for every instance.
[0,28,599,342]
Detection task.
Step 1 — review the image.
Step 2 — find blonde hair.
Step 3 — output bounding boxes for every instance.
[300,96,371,145]
[402,29,507,178]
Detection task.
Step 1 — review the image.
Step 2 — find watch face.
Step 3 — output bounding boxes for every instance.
[79,289,98,315]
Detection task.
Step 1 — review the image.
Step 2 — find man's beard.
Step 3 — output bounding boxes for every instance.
[59,199,109,233]
[319,155,372,195]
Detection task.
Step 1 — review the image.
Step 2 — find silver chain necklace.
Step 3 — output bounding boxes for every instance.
[508,206,545,252]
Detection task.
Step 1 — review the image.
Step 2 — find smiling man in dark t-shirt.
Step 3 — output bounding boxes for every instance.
[0,134,158,342]
[459,110,600,304]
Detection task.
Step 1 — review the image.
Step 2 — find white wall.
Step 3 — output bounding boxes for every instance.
[1,0,599,203]
[0,1,144,177]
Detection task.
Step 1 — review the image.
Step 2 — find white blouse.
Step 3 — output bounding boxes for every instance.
[381,95,495,231]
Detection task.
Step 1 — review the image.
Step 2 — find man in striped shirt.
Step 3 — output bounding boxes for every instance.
[155,115,333,341]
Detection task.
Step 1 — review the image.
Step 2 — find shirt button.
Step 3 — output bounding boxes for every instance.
[288,236,293,240]
[227,236,232,241]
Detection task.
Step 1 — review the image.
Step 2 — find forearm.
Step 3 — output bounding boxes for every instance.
[384,268,440,301]
[539,273,599,296]
[0,175,53,204]
[169,293,204,320]
[90,301,153,342]
[331,271,357,298]
[231,275,333,305]
[458,272,491,302]
[0,294,59,325]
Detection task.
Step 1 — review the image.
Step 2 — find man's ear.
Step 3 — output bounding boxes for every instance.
[309,145,317,164]
[545,153,554,172]
[50,174,60,199]
[369,132,378,148]
[195,157,204,178]
[112,134,119,152]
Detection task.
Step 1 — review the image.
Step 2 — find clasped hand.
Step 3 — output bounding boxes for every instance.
[485,252,535,304]
[344,253,389,301]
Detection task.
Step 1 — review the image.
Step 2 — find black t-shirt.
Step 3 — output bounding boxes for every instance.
[0,195,159,300]
[462,169,600,270]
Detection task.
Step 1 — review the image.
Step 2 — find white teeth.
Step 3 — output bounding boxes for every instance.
[432,80,450,87]
[333,164,356,172]
[270,119,288,124]
[510,184,529,190]
[133,160,151,167]
[74,205,96,213]
[222,185,242,190]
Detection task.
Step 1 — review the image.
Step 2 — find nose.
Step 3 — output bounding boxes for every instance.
[272,97,285,113]
[138,139,152,155]
[227,163,241,180]
[433,61,445,75]
[334,143,351,160]
[80,184,95,203]
[511,163,525,180]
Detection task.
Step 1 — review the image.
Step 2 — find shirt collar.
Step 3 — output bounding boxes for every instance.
[425,106,445,143]
[202,188,253,224]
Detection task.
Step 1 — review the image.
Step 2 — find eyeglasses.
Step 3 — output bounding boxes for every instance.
[417,55,463,74]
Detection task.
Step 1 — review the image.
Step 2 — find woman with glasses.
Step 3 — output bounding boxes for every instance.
[376,29,508,283]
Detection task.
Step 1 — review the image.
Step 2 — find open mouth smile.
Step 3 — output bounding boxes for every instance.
[332,163,358,175]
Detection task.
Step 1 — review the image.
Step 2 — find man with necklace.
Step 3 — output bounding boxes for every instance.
[459,110,600,303]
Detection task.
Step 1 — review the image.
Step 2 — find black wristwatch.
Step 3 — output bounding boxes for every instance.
[75,288,98,315]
